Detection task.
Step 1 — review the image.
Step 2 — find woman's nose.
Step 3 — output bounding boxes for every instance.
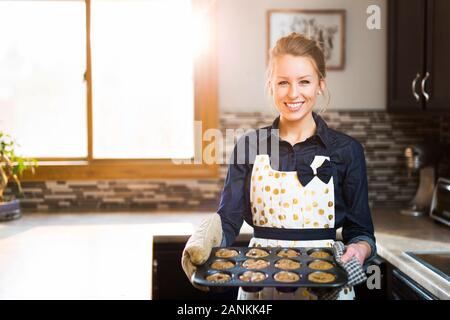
[288,84,299,99]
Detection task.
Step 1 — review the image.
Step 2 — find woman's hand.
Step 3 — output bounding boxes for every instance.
[341,241,371,265]
[181,213,223,291]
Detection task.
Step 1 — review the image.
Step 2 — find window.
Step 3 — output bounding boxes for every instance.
[91,0,194,159]
[0,1,87,158]
[0,0,218,179]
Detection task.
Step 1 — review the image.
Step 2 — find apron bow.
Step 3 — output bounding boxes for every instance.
[297,159,332,186]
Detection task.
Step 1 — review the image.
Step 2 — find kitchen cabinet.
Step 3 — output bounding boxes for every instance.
[357,255,441,300]
[388,0,450,112]
[387,266,439,300]
[354,256,388,300]
[152,236,246,300]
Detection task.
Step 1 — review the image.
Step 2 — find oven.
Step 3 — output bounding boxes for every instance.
[430,177,450,227]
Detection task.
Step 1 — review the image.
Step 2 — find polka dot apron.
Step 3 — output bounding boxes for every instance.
[237,154,355,300]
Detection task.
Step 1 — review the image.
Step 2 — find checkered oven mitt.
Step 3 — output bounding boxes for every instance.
[313,241,367,300]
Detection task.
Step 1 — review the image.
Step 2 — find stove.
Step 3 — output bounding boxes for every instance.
[405,251,450,281]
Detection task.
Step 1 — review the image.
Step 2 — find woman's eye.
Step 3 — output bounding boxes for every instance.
[278,81,288,86]
[299,80,310,85]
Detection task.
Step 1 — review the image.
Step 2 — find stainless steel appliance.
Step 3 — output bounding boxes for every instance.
[429,177,450,227]
[406,251,450,282]
[401,143,443,217]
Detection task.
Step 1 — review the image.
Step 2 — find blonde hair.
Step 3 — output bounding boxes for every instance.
[266,32,330,114]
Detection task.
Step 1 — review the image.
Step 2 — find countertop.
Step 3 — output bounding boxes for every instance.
[371,209,450,300]
[1,209,449,299]
[0,212,212,299]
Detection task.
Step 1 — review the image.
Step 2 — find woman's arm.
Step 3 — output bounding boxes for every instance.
[340,139,377,264]
[217,135,252,246]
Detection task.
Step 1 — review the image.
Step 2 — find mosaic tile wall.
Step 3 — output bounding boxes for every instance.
[5,111,450,212]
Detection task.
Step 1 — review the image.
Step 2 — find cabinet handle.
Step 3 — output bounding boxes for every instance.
[421,72,430,102]
[412,73,421,102]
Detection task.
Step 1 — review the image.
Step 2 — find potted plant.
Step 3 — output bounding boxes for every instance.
[0,132,37,221]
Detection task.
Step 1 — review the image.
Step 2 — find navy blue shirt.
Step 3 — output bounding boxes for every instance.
[217,112,377,261]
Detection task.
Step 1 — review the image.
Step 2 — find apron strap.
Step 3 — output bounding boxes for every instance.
[253,226,336,241]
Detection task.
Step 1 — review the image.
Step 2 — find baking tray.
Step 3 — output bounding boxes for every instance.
[193,247,348,291]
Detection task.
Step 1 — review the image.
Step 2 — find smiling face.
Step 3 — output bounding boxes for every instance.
[269,54,325,123]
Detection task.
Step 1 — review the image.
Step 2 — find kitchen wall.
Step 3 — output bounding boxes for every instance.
[217,0,387,113]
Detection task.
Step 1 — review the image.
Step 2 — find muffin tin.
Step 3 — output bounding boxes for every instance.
[193,247,348,290]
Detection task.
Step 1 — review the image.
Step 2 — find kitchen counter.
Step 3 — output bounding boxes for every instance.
[0,212,217,299]
[372,209,450,242]
[0,211,252,299]
[371,209,450,300]
[1,209,449,299]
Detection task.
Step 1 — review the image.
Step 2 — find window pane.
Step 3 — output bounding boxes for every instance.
[91,0,195,159]
[0,1,87,158]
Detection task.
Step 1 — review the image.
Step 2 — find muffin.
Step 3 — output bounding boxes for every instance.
[206,273,231,283]
[277,248,300,258]
[274,259,301,270]
[273,271,300,283]
[308,272,336,283]
[245,248,269,258]
[239,271,266,282]
[215,248,239,258]
[210,260,235,270]
[308,260,334,271]
[309,250,331,259]
[242,259,269,269]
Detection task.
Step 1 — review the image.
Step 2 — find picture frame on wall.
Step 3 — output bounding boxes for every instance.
[267,9,346,70]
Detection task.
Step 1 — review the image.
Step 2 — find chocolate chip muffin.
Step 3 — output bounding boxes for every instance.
[239,271,266,282]
[277,248,300,258]
[242,259,269,269]
[309,250,331,259]
[215,248,239,258]
[245,248,269,258]
[273,271,300,283]
[206,273,231,283]
[274,258,301,270]
[308,260,334,271]
[307,272,336,283]
[210,260,235,270]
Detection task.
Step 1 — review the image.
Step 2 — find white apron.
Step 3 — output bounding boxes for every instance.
[237,154,355,300]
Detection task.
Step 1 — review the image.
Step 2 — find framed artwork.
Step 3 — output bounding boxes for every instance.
[267,9,346,70]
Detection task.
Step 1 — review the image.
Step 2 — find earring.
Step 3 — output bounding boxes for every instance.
[318,91,322,96]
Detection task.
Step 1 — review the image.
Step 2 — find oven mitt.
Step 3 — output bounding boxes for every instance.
[181,213,223,292]
[312,241,367,300]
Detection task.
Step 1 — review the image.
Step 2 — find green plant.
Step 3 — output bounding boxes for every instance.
[0,132,38,203]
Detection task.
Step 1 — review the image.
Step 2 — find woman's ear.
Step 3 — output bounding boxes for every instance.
[319,79,326,93]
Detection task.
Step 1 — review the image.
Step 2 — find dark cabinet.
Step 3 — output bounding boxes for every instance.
[388,267,438,300]
[152,236,247,300]
[388,0,450,112]
[361,256,439,300]
[354,256,388,300]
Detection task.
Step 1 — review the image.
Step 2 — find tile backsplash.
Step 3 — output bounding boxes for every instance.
[5,111,450,212]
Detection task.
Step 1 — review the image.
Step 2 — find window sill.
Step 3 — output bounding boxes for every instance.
[21,160,219,180]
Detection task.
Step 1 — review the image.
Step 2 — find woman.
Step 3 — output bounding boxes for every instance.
[182,33,376,300]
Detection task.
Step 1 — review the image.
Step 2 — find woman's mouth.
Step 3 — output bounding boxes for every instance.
[284,101,305,112]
